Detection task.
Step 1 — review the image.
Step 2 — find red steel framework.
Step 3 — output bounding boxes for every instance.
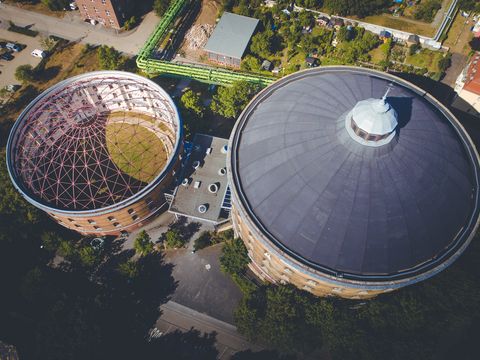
[7,71,182,233]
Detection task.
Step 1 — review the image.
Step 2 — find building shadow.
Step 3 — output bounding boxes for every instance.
[386,96,413,129]
[142,329,219,360]
[391,71,480,149]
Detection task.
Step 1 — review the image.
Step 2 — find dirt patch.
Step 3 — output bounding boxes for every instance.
[184,24,214,51]
[178,0,221,61]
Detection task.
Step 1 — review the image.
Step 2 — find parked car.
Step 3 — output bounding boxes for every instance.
[0,41,6,49]
[31,49,47,58]
[69,2,78,10]
[0,52,14,61]
[6,43,21,52]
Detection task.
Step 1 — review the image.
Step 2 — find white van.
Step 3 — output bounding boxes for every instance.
[31,49,47,58]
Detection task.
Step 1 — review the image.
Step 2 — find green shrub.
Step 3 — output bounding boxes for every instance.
[134,230,154,256]
[164,228,185,249]
[220,238,249,275]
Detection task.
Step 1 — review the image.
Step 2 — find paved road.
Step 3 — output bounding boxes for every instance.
[0,28,42,87]
[0,3,159,54]
[442,52,467,87]
[156,301,263,359]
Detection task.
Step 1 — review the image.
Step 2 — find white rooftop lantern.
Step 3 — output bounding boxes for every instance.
[345,85,399,147]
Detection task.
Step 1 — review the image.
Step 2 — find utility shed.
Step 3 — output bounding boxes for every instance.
[204,12,259,68]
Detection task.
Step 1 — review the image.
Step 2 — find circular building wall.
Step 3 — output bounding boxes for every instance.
[228,66,480,298]
[7,71,183,235]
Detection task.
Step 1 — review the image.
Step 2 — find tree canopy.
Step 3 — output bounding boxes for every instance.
[324,0,389,17]
[41,0,69,11]
[134,230,154,256]
[219,237,249,275]
[97,46,124,70]
[210,81,261,118]
[180,89,204,116]
[14,64,35,82]
[153,0,171,16]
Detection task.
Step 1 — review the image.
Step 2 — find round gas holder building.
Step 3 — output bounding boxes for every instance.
[7,71,182,235]
[228,67,480,299]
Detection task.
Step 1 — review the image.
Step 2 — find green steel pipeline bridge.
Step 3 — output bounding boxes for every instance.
[135,0,275,86]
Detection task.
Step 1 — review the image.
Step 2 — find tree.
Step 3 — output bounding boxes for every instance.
[241,55,261,72]
[123,16,137,31]
[15,64,35,82]
[153,0,171,16]
[164,228,184,249]
[250,30,275,58]
[97,45,123,70]
[39,36,57,51]
[78,246,99,267]
[414,0,442,22]
[41,0,69,11]
[180,89,203,116]
[193,231,213,251]
[41,231,62,252]
[219,238,249,275]
[324,0,389,17]
[210,81,261,118]
[235,285,324,354]
[118,260,139,279]
[134,230,154,256]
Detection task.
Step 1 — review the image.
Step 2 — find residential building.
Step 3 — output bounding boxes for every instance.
[76,0,131,29]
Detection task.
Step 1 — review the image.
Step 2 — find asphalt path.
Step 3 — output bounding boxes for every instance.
[0,3,160,54]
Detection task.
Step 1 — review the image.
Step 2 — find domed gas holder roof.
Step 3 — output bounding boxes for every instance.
[345,83,399,147]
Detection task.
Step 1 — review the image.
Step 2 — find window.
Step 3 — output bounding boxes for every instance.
[107,216,116,221]
[105,10,110,16]
[113,222,121,227]
[132,215,139,221]
[87,219,96,224]
[102,0,106,3]
[127,208,135,215]
[67,218,74,222]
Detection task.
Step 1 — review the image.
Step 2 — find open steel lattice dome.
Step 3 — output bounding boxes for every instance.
[7,71,182,214]
[229,67,480,281]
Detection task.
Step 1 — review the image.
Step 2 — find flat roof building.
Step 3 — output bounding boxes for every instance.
[169,134,231,224]
[204,12,259,68]
[77,0,132,29]
[228,66,480,299]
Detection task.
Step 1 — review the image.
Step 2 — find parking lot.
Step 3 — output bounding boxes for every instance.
[0,28,43,88]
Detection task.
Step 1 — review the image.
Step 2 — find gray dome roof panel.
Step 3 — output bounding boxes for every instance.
[232,68,480,278]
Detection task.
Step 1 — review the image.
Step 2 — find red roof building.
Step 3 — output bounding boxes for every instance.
[454,52,480,116]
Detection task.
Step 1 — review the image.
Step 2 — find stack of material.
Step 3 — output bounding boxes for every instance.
[184,24,214,50]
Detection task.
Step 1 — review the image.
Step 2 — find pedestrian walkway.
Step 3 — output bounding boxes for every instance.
[156,301,263,359]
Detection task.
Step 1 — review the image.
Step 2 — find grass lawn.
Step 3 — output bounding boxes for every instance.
[106,120,168,184]
[405,49,444,72]
[369,46,387,64]
[360,14,435,37]
[444,11,473,55]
